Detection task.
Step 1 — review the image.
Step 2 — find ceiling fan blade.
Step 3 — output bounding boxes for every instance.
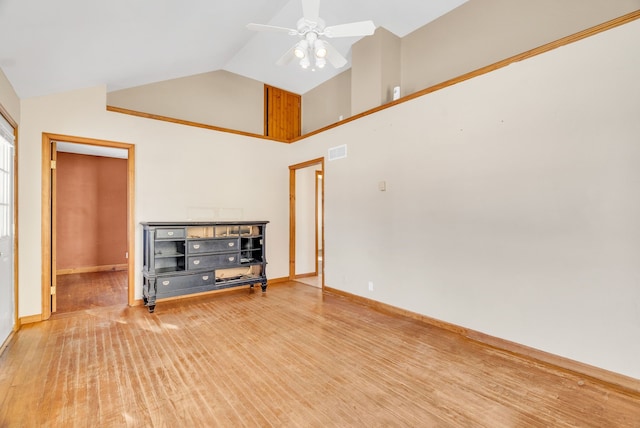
[276,45,298,66]
[323,20,376,38]
[246,23,298,35]
[324,41,347,68]
[301,0,320,24]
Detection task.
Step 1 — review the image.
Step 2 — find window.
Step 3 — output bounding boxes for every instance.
[0,115,14,239]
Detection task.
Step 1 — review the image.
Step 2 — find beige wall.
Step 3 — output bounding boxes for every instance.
[350,30,380,115]
[401,0,640,95]
[289,19,640,379]
[107,70,264,135]
[381,29,402,104]
[302,70,351,134]
[351,27,401,116]
[0,68,19,124]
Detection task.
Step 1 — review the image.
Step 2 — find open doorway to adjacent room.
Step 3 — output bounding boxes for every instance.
[42,134,135,319]
[289,158,324,288]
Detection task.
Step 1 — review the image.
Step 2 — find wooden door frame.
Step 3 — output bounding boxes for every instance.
[315,170,323,276]
[50,142,57,313]
[41,133,135,320]
[289,157,324,284]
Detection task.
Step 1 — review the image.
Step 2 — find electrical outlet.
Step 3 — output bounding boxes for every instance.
[368,281,374,291]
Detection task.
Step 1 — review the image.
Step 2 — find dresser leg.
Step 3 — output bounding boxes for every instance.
[261,282,267,292]
[145,278,157,313]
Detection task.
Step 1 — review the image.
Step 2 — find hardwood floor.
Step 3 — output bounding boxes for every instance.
[55,270,128,314]
[295,275,322,288]
[1,282,639,427]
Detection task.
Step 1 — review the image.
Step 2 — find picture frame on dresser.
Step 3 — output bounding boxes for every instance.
[141,221,268,313]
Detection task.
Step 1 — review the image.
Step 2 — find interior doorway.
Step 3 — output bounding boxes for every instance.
[41,134,135,319]
[289,158,324,288]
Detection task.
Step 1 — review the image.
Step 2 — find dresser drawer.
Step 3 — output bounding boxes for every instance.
[156,228,185,239]
[156,273,213,292]
[188,238,239,253]
[188,253,239,269]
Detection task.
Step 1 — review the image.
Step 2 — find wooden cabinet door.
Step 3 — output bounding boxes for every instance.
[264,85,301,141]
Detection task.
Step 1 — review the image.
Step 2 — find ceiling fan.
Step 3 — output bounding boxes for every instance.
[247,0,375,69]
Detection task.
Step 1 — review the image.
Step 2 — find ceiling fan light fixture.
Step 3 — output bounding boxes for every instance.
[315,57,326,69]
[314,39,327,58]
[294,40,308,59]
[300,56,311,69]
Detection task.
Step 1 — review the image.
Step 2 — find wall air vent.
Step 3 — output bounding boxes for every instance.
[328,144,347,161]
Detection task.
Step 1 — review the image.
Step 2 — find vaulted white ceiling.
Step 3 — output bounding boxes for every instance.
[0,0,467,99]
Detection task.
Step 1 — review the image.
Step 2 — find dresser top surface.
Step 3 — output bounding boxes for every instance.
[141,221,269,227]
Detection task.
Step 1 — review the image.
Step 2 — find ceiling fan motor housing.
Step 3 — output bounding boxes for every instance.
[296,17,326,35]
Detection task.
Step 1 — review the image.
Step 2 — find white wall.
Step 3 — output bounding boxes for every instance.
[289,20,640,379]
[18,86,291,318]
[295,166,317,275]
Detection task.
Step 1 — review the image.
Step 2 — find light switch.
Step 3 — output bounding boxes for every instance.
[378,181,386,191]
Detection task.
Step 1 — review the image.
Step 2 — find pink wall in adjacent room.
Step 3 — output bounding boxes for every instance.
[56,152,127,270]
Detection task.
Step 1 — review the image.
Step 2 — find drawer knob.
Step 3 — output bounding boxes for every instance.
[168,231,174,236]
[228,256,235,262]
[228,242,235,247]
[202,276,209,280]
[162,280,170,286]
[193,260,200,265]
[193,244,200,249]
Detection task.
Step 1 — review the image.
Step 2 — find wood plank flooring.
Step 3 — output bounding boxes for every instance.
[1,282,639,427]
[55,271,128,313]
